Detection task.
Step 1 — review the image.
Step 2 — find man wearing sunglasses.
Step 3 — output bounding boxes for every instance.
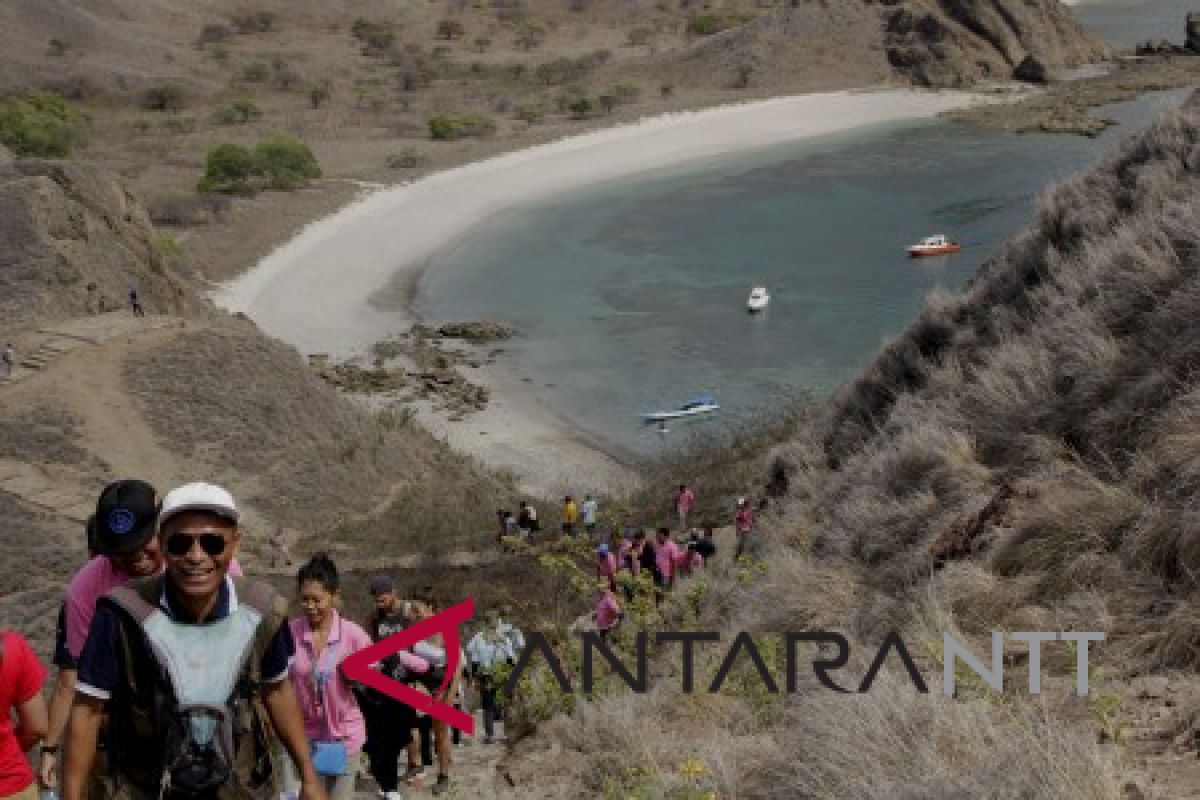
[62,483,326,800]
[39,481,246,793]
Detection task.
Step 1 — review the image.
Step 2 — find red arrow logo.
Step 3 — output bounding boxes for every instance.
[342,598,475,735]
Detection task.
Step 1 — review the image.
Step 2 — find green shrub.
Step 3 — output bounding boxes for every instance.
[0,92,87,157]
[214,98,261,125]
[386,146,425,169]
[242,61,270,82]
[196,136,325,194]
[565,94,594,118]
[686,14,724,36]
[428,113,496,140]
[308,80,332,109]
[142,85,186,111]
[254,134,321,189]
[197,142,258,193]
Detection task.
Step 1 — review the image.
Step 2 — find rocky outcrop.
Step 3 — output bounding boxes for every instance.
[885,0,1110,87]
[1013,54,1049,84]
[0,160,197,342]
[650,0,1109,92]
[437,321,513,342]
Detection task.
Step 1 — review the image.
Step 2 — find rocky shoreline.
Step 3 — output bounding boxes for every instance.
[949,51,1200,137]
[310,321,513,419]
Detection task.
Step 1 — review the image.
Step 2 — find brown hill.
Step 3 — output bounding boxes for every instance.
[650,0,1110,91]
[0,158,512,663]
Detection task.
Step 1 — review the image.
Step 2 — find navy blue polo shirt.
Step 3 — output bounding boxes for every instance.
[77,576,294,700]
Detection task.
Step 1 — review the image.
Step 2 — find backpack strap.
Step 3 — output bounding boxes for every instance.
[230,577,288,687]
[106,575,164,625]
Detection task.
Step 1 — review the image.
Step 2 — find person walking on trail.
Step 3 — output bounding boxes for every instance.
[404,591,460,797]
[128,289,144,317]
[269,525,293,568]
[516,501,538,539]
[561,496,578,537]
[362,577,417,800]
[595,544,618,590]
[2,344,13,379]
[593,580,623,640]
[654,528,680,594]
[285,554,372,800]
[465,611,516,745]
[61,482,326,800]
[40,481,245,793]
[0,630,49,800]
[673,484,696,530]
[581,495,598,538]
[734,497,757,559]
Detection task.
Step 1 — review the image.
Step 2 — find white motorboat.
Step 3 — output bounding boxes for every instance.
[747,286,769,312]
[641,395,720,424]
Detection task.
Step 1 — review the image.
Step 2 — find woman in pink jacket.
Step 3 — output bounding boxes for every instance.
[286,554,373,800]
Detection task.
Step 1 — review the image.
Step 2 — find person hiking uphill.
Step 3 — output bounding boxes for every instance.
[361,577,417,800]
[465,611,517,745]
[0,630,49,800]
[285,554,371,800]
[41,481,244,793]
[62,482,326,800]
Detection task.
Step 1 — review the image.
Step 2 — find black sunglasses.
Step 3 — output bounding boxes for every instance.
[165,531,229,558]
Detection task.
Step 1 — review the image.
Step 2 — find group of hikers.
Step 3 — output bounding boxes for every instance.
[545,483,761,639]
[0,478,525,800]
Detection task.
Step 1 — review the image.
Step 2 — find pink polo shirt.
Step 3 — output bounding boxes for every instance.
[64,555,243,661]
[595,593,621,631]
[288,611,371,753]
[655,539,680,580]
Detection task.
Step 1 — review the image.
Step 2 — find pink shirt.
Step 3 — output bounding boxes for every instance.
[65,555,243,660]
[735,506,756,535]
[675,489,695,514]
[595,593,621,631]
[655,539,680,580]
[596,552,617,578]
[288,611,371,753]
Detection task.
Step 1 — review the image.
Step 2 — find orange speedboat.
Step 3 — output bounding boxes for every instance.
[907,234,962,257]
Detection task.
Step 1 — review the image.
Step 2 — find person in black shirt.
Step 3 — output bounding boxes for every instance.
[361,577,417,800]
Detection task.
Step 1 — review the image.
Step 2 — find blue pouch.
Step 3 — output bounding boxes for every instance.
[312,740,347,776]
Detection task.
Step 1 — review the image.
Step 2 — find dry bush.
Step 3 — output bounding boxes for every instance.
[123,327,505,539]
[753,671,1125,800]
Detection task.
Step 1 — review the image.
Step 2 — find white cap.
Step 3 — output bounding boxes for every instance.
[159,482,239,528]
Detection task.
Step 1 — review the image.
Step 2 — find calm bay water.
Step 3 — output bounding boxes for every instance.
[414,1,1194,460]
[1072,0,1196,48]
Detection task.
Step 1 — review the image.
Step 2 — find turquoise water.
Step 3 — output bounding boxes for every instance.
[415,90,1189,459]
[414,0,1196,460]
[1073,0,1196,48]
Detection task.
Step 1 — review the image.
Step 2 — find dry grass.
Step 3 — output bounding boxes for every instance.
[504,92,1200,799]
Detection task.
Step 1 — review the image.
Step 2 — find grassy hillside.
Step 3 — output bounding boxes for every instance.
[497,90,1200,800]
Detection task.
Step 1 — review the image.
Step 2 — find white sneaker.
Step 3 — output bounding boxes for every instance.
[384,792,404,800]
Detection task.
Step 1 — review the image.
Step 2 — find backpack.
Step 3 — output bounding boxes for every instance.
[101,575,288,800]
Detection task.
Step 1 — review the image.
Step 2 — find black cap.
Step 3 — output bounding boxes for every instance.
[368,575,396,596]
[92,480,158,556]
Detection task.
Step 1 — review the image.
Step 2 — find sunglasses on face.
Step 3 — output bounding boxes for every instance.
[164,531,229,558]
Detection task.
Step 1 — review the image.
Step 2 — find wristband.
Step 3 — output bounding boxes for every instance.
[41,745,59,755]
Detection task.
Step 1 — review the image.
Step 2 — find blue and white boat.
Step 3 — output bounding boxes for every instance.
[641,395,721,424]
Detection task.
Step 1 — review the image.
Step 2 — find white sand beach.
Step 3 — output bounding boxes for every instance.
[214,88,984,494]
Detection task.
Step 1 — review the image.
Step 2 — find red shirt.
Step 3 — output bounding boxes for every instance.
[0,631,47,795]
